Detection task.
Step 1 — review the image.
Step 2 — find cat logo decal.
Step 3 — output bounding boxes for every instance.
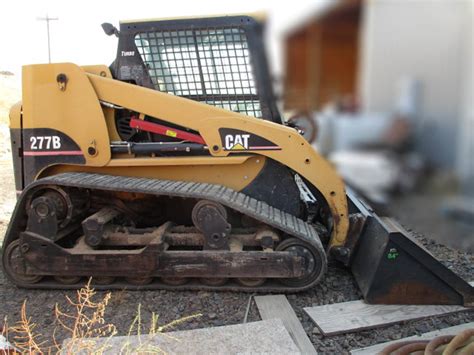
[219,129,281,151]
[224,134,250,150]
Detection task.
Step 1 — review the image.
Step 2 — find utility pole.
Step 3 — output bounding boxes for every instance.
[37,15,59,63]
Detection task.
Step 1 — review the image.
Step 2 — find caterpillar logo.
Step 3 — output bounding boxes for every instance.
[219,128,281,152]
[224,134,250,150]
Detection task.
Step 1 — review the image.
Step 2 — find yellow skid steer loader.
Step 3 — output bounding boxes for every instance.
[2,14,472,305]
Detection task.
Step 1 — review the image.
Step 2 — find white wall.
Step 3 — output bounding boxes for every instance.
[359,0,471,169]
[457,0,474,192]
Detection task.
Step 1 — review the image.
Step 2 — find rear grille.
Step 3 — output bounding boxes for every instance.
[116,115,134,140]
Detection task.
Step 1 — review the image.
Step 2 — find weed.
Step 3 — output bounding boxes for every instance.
[2,279,202,354]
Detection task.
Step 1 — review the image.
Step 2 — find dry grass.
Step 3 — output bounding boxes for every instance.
[119,304,202,354]
[54,280,117,354]
[5,302,44,353]
[1,279,202,354]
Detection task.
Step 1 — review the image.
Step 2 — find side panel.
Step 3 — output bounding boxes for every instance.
[22,63,111,173]
[241,158,302,215]
[22,128,85,185]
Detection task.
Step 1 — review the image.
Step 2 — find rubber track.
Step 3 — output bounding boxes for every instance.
[5,172,327,293]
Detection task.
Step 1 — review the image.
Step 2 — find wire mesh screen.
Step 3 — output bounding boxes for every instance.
[135,27,263,117]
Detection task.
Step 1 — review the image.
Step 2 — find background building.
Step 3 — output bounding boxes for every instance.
[283,0,473,190]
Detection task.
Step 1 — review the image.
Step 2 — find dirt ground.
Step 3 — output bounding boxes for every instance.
[0,74,472,353]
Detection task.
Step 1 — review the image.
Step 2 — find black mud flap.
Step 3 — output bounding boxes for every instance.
[347,190,474,306]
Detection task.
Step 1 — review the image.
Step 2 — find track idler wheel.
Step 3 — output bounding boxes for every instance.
[125,277,153,286]
[276,238,325,288]
[192,200,231,250]
[200,278,228,286]
[4,240,43,284]
[161,277,189,286]
[54,276,82,285]
[237,278,266,287]
[92,276,116,285]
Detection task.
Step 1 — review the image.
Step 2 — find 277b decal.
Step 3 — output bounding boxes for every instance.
[23,129,84,157]
[29,136,62,150]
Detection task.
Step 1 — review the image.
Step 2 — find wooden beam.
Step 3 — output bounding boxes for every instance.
[255,295,317,354]
[304,300,468,336]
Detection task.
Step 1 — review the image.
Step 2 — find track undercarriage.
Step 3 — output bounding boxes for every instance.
[3,172,327,291]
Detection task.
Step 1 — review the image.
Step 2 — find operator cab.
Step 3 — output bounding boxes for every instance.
[102,15,281,123]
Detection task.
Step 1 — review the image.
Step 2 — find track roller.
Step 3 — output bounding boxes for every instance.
[125,277,154,285]
[237,278,266,287]
[200,278,228,286]
[92,276,116,285]
[3,240,43,284]
[54,276,82,285]
[161,277,189,286]
[276,238,326,288]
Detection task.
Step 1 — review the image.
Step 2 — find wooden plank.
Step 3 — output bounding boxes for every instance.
[304,300,468,336]
[351,322,474,354]
[255,295,317,355]
[63,319,302,354]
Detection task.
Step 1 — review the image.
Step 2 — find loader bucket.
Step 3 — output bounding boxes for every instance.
[347,191,474,306]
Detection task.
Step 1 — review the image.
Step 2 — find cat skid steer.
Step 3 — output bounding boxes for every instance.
[3,14,472,305]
